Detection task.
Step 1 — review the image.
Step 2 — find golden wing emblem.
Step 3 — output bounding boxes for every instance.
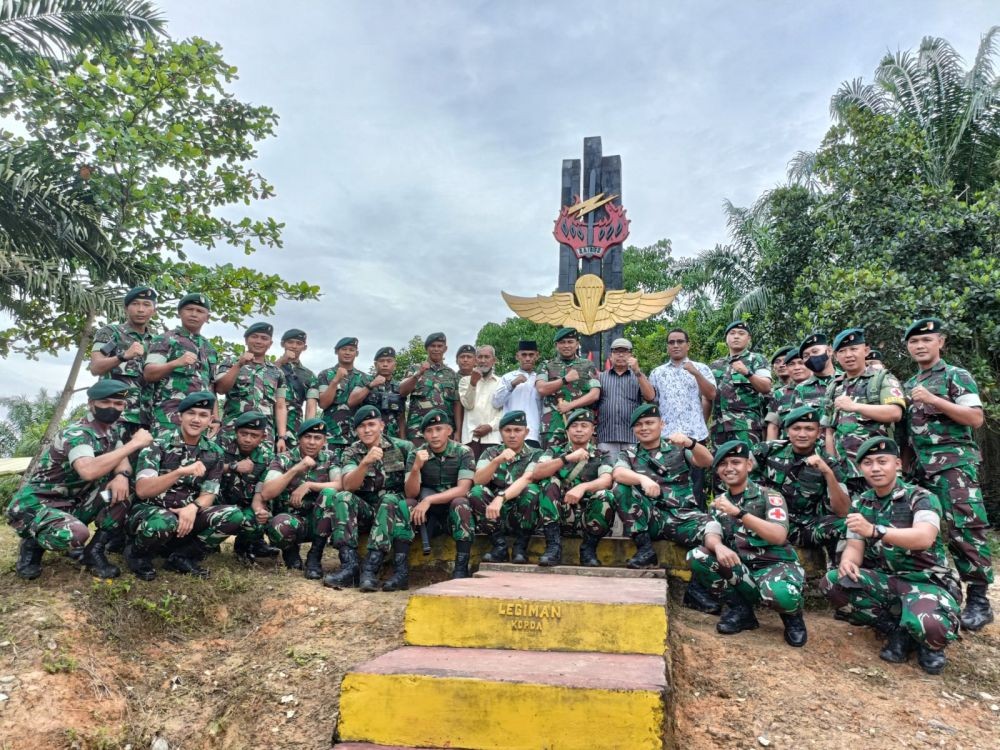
[597,285,683,327]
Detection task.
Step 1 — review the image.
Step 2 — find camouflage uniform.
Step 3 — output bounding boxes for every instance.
[364,379,405,438]
[904,360,992,585]
[403,362,459,445]
[793,373,835,412]
[218,358,287,440]
[261,447,339,548]
[7,418,127,551]
[709,351,770,446]
[279,361,319,441]
[317,367,370,444]
[216,434,274,546]
[145,328,219,432]
[323,436,415,553]
[535,355,601,448]
[823,367,906,460]
[688,480,805,614]
[536,443,615,536]
[405,439,475,542]
[764,383,799,440]
[92,322,154,435]
[819,479,961,650]
[131,432,244,550]
[468,444,542,535]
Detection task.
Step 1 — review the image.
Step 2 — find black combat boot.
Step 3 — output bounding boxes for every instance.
[358,549,385,592]
[626,532,657,569]
[452,541,472,579]
[480,531,509,563]
[917,644,947,675]
[67,547,85,562]
[682,580,722,615]
[233,536,255,565]
[879,627,915,663]
[282,543,304,570]
[123,541,156,581]
[250,538,279,558]
[82,530,121,579]
[105,530,126,554]
[716,591,759,635]
[164,540,209,578]
[15,537,44,580]
[578,532,602,567]
[537,524,562,567]
[511,532,531,564]
[382,541,411,592]
[323,547,360,589]
[780,611,808,647]
[960,584,994,631]
[304,536,327,580]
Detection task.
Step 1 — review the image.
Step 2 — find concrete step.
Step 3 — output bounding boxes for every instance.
[476,561,666,578]
[337,646,667,750]
[404,570,667,655]
[333,744,447,750]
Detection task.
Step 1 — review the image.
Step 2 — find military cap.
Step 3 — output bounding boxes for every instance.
[903,317,945,340]
[565,408,596,427]
[374,346,396,360]
[177,390,216,413]
[420,409,450,432]
[245,322,273,338]
[865,350,883,362]
[456,344,476,356]
[177,292,210,311]
[352,404,382,428]
[518,340,538,352]
[770,346,793,364]
[233,411,267,431]
[856,436,900,462]
[724,321,750,335]
[553,327,579,342]
[712,440,752,470]
[87,379,131,400]
[629,402,661,427]
[296,417,327,437]
[124,285,157,306]
[610,337,633,351]
[783,404,820,428]
[281,328,307,343]
[424,332,447,347]
[784,344,803,363]
[833,328,865,351]
[800,332,828,350]
[499,411,528,428]
[336,336,359,350]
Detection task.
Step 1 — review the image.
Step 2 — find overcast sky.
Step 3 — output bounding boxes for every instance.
[1,1,995,403]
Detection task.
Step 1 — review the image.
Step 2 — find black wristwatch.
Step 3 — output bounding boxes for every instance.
[735,509,747,520]
[872,524,887,541]
[113,470,133,479]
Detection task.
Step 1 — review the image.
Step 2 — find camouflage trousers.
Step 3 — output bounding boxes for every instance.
[612,484,710,547]
[538,481,614,537]
[129,502,245,551]
[323,489,414,553]
[539,410,568,450]
[920,465,993,585]
[787,514,847,548]
[469,483,541,536]
[7,486,129,552]
[820,568,960,650]
[264,495,332,549]
[688,546,805,614]
[406,487,474,543]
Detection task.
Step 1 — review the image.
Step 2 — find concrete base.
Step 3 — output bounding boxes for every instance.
[477,561,666,578]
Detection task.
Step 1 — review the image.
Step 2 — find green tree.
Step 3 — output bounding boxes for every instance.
[0,389,85,457]
[476,319,556,374]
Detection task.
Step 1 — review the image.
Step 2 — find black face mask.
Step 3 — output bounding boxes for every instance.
[804,353,830,374]
[94,407,123,425]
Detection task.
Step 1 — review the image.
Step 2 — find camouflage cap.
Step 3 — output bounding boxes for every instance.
[903,317,945,340]
[499,411,528,428]
[553,327,579,342]
[424,332,447,347]
[177,292,210,311]
[712,440,751,470]
[420,409,450,432]
[281,328,307,343]
[124,286,157,306]
[565,408,596,427]
[629,402,661,427]
[456,344,476,356]
[336,336,359,350]
[233,411,267,431]
[86,379,131,400]
[177,390,216,413]
[245,322,273,338]
[783,404,820,428]
[352,404,382,429]
[832,328,865,351]
[856,436,900,462]
[296,417,327,438]
[724,321,750,335]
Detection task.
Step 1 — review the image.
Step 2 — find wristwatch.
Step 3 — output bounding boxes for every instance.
[735,509,747,520]
[872,524,888,541]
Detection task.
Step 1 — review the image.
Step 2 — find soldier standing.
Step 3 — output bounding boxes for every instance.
[274,328,318,447]
[866,350,885,371]
[317,336,368,453]
[535,328,601,448]
[349,346,405,438]
[399,332,461,447]
[455,344,477,378]
[794,332,836,410]
[765,345,810,440]
[771,346,793,387]
[709,321,771,446]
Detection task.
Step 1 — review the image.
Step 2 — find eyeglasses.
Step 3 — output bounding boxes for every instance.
[667,339,687,345]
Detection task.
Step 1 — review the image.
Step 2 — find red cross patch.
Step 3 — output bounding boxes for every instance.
[767,507,787,522]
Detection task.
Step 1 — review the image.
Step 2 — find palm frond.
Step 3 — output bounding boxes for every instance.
[831,77,885,120]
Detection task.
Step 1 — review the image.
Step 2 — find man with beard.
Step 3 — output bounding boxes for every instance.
[349,346,405,438]
[400,332,461,447]
[765,345,810,441]
[274,329,319,447]
[317,336,366,456]
[492,340,544,447]
[535,328,601,448]
[709,321,771,447]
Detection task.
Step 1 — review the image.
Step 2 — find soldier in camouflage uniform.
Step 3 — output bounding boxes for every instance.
[710,321,772,447]
[8,380,153,579]
[216,322,289,448]
[349,346,404,438]
[764,345,810,440]
[771,345,793,387]
[456,343,477,379]
[317,336,368,454]
[321,406,415,592]
[902,317,993,631]
[89,286,157,440]
[535,328,601,449]
[865,350,885,371]
[403,409,476,578]
[216,411,277,564]
[129,392,245,580]
[274,328,319,447]
[531,409,615,568]
[400,332,461,446]
[257,418,341,578]
[471,410,542,564]
[688,441,808,647]
[143,293,219,433]
[794,332,836,412]
[820,436,962,674]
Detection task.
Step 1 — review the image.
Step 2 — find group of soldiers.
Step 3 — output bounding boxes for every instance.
[6,286,994,676]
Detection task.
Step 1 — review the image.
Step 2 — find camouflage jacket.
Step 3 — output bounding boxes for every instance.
[403,361,459,435]
[263,446,340,512]
[364,379,404,438]
[536,355,601,416]
[340,435,415,496]
[135,431,225,509]
[764,382,799,433]
[822,367,906,460]
[538,442,613,490]
[752,440,846,519]
[706,479,799,568]
[216,434,274,507]
[145,327,219,429]
[318,366,371,441]
[475,443,541,492]
[904,359,983,475]
[23,416,123,507]
[792,373,835,412]
[219,358,287,435]
[279,361,319,436]
[407,439,475,492]
[614,438,696,508]
[92,322,154,426]
[710,351,770,433]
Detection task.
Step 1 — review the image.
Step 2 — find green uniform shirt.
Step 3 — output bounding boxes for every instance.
[135,431,225,509]
[539,442,613,488]
[475,444,541,491]
[793,373,835,412]
[536,356,601,435]
[279,361,319,437]
[91,322,154,426]
[614,438,696,508]
[216,434,274,506]
[705,479,798,568]
[318,366,371,441]
[407,439,475,492]
[145,327,219,428]
[403,361,459,436]
[710,351,771,434]
[764,382,799,435]
[22,417,122,507]
[364,379,405,438]
[219,358,287,435]
[752,440,846,518]
[263,447,339,511]
[340,436,415,495]
[822,367,906,460]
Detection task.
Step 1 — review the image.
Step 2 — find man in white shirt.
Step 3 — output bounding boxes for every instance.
[492,340,544,447]
[458,345,503,460]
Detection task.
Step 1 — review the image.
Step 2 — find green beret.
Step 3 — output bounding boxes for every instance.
[553,327,579,342]
[712,440,751,470]
[629,402,661,427]
[374,346,396,360]
[724,321,750,335]
[783,405,820,428]
[832,328,865,351]
[903,317,945,340]
[565,408,596,427]
[499,411,528,428]
[336,336,359,350]
[87,379,131,400]
[800,332,828,350]
[770,346,793,364]
[784,344,803,363]
[177,390,216,413]
[865,350,883,362]
[424,332,447,347]
[420,409,450,432]
[281,328,307,343]
[233,411,267,431]
[456,344,476,356]
[177,292,210,311]
[245,322,273,338]
[352,404,382,429]
[124,286,157,306]
[297,417,327,438]
[856,436,900,462]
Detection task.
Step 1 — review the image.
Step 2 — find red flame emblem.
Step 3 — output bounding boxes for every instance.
[553,195,631,260]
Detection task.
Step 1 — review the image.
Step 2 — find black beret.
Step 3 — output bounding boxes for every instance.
[565,408,596,427]
[424,332,447,347]
[553,327,579,342]
[177,390,216,413]
[800,332,828,350]
[352,405,382,429]
[724,321,749,335]
[499,411,528,428]
[856,436,900,462]
[903,317,945,340]
[296,417,327,437]
[518,340,538,352]
[87,379,131,400]
[420,409,450,432]
[833,328,865,351]
[865,350,883,362]
[770,346,793,364]
[124,286,157,305]
[281,328,307,343]
[374,346,396,360]
[233,411,267,430]
[245,322,273,338]
[177,293,210,311]
[712,440,751,469]
[783,405,820,428]
[629,403,661,427]
[336,337,359,350]
[456,344,476,356]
